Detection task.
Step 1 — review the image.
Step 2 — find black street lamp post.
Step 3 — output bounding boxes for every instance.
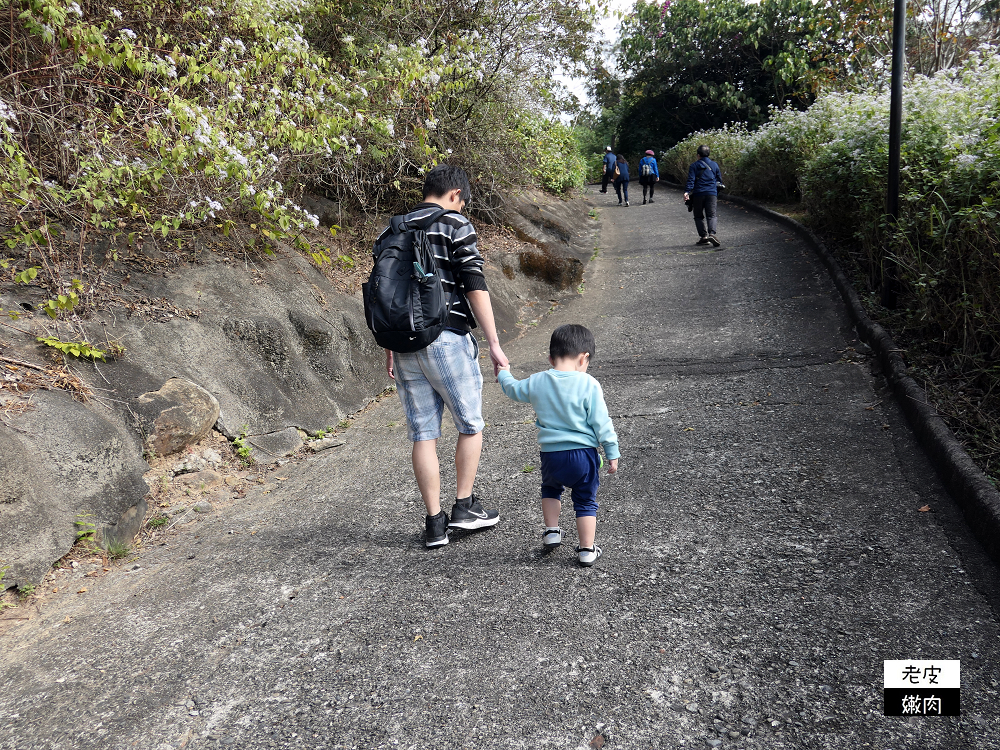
[887,0,906,221]
[882,0,907,308]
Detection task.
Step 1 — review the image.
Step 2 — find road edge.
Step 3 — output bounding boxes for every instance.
[721,192,1000,565]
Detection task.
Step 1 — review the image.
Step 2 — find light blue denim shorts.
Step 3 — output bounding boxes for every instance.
[394,330,485,442]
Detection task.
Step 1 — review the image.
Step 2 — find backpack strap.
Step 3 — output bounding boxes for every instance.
[381,208,453,262]
[390,207,451,235]
[696,159,716,184]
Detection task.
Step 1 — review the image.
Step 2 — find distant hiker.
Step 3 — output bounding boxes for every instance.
[613,154,630,207]
[683,144,723,248]
[601,146,616,194]
[376,165,509,548]
[497,324,620,567]
[638,149,659,205]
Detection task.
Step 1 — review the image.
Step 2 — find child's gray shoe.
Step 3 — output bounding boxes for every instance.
[577,545,602,567]
[542,527,563,549]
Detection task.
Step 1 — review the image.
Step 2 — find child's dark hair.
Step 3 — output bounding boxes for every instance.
[423,164,471,204]
[550,324,595,360]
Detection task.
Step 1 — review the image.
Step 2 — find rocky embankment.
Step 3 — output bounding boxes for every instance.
[0,189,596,589]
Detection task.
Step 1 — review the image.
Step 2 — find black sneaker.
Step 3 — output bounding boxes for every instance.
[449,495,500,530]
[425,511,449,548]
[696,237,711,246]
[708,234,721,247]
[642,199,647,205]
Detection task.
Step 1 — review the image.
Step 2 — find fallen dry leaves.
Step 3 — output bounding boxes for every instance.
[0,359,90,402]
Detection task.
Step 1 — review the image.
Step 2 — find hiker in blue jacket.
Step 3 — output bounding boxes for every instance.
[683,144,723,248]
[638,149,659,205]
[613,154,630,207]
[600,146,616,194]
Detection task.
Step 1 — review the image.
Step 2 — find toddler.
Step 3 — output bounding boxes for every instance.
[498,324,619,566]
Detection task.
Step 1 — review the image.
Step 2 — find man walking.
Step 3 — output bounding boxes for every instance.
[381,165,509,547]
[683,144,723,248]
[638,149,659,205]
[600,146,616,194]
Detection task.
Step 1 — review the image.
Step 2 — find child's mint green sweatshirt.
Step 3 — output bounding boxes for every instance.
[498,369,620,460]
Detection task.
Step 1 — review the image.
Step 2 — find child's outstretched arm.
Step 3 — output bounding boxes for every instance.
[497,368,532,404]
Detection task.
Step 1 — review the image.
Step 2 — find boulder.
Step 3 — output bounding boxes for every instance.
[132,378,220,457]
[105,497,148,549]
[83,252,384,440]
[298,192,342,228]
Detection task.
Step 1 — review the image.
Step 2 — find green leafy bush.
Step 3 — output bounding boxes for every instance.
[519,115,587,195]
[1,0,595,313]
[1,0,450,253]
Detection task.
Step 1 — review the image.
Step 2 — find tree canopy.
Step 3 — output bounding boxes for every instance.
[613,0,863,153]
[609,0,1000,154]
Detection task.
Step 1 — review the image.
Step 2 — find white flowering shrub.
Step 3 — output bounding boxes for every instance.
[518,115,587,195]
[3,1,385,257]
[661,124,754,190]
[0,0,592,312]
[665,49,1000,362]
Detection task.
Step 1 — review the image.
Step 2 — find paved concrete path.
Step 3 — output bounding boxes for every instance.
[3,187,1000,750]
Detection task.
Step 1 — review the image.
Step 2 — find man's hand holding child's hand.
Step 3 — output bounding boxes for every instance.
[607,458,618,474]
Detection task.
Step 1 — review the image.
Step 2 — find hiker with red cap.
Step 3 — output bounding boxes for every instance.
[638,150,660,205]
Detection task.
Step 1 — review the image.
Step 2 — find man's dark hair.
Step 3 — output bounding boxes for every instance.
[696,144,711,158]
[550,324,596,360]
[423,164,471,204]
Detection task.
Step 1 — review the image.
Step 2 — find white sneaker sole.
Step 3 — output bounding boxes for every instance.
[448,516,499,530]
[425,533,449,548]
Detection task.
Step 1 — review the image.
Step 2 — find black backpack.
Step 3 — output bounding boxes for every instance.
[362,208,457,353]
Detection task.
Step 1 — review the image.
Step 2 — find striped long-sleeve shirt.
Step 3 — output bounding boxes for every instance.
[375,202,489,333]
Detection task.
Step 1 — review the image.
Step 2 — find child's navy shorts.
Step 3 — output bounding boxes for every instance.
[540,447,601,517]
